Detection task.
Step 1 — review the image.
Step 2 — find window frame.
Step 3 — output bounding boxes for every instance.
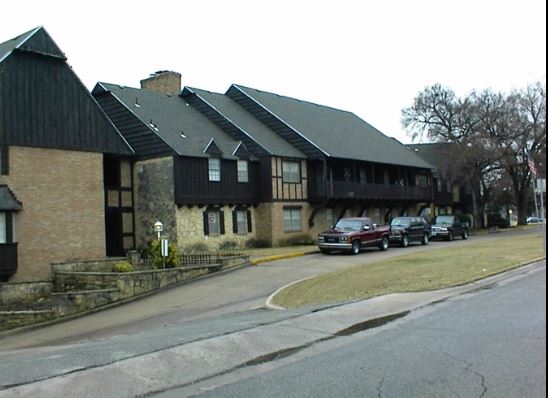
[208,158,221,182]
[203,208,225,236]
[283,207,302,232]
[282,160,301,183]
[237,160,249,183]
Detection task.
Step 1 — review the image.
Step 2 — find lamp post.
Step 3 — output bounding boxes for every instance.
[154,220,163,241]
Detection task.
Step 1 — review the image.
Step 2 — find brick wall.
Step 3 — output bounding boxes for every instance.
[0,146,106,282]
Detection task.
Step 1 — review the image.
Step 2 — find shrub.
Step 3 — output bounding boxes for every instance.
[245,238,271,249]
[487,213,509,229]
[114,261,134,273]
[183,242,209,254]
[149,239,180,268]
[279,234,315,247]
[218,240,238,251]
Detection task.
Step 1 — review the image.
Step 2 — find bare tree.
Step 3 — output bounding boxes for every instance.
[479,83,546,224]
[403,82,546,227]
[402,84,491,228]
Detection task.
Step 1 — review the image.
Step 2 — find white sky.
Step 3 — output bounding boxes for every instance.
[1,0,546,144]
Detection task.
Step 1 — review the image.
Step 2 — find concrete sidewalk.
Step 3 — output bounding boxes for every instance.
[1,260,543,398]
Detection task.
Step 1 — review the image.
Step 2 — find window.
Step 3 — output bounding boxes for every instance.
[0,212,6,243]
[203,209,225,236]
[283,208,301,231]
[0,146,8,175]
[282,161,301,183]
[233,209,251,234]
[208,158,221,181]
[237,160,248,183]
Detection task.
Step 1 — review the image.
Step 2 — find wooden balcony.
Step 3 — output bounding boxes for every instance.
[0,243,18,280]
[309,181,432,202]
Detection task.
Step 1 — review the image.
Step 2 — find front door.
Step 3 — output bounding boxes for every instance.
[105,210,123,257]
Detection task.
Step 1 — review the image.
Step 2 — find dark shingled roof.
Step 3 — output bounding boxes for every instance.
[0,185,22,211]
[0,26,66,64]
[232,85,434,169]
[407,143,454,167]
[185,87,305,158]
[97,83,244,159]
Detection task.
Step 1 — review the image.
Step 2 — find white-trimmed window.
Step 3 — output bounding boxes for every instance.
[282,161,301,183]
[236,210,248,234]
[208,158,221,181]
[237,160,248,183]
[283,208,302,231]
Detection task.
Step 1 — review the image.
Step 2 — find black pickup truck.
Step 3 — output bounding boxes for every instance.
[430,215,469,241]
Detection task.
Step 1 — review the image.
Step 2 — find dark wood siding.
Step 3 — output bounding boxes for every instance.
[174,157,260,205]
[0,52,131,154]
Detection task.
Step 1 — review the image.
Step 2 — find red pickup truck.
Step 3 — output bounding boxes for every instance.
[317,217,391,255]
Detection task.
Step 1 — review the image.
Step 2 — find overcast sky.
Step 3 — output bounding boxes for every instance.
[1,0,546,143]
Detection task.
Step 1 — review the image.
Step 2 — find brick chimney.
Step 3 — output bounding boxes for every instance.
[140,71,181,95]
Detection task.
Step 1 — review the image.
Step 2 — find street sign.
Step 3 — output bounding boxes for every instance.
[161,238,169,257]
[536,179,546,193]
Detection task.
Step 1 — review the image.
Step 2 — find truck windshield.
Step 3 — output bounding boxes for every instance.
[334,220,363,231]
[434,216,454,225]
[391,218,410,227]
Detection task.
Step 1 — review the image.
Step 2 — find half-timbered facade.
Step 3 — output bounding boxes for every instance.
[94,72,434,249]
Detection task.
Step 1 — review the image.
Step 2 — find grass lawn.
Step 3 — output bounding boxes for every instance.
[271,234,545,309]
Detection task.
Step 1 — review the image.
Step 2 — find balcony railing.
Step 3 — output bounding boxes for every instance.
[309,181,432,202]
[0,243,18,279]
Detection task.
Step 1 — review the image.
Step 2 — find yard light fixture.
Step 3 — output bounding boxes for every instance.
[154,220,163,240]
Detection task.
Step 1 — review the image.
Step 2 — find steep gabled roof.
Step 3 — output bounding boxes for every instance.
[0,27,133,155]
[183,87,305,159]
[94,83,244,159]
[0,26,66,64]
[230,84,434,169]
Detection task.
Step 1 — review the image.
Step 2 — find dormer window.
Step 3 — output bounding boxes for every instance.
[208,158,221,181]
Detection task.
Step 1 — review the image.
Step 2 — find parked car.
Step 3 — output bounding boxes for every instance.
[430,215,469,241]
[526,216,543,224]
[318,217,391,255]
[389,217,431,247]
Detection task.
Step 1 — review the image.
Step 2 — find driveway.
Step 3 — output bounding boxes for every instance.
[0,228,537,351]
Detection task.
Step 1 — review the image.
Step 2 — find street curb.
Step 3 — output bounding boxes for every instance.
[250,250,319,266]
[264,257,546,311]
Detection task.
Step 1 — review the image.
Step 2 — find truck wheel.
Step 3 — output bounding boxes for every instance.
[447,231,454,241]
[421,233,429,245]
[351,241,360,255]
[462,229,469,240]
[401,235,409,248]
[320,248,331,255]
[379,236,389,251]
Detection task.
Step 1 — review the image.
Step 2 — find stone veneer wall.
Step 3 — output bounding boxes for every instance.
[133,157,177,248]
[0,146,106,282]
[176,205,258,251]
